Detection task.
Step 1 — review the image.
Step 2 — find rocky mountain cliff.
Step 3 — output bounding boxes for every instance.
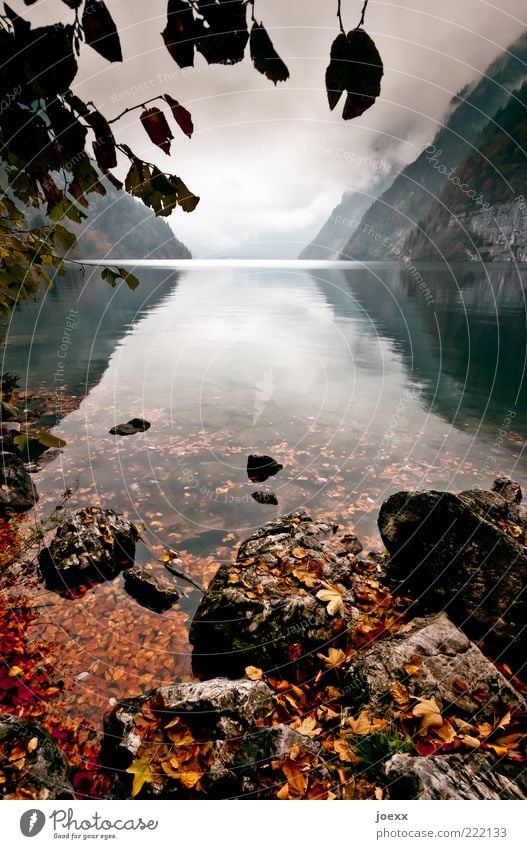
[304,31,527,262]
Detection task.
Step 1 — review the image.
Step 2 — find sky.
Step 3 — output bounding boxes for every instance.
[15,0,527,257]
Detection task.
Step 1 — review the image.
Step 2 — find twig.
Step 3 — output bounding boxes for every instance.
[107,95,165,126]
[356,0,369,29]
[337,0,345,33]
[163,561,204,592]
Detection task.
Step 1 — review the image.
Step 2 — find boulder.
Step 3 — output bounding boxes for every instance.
[345,613,526,719]
[378,488,527,663]
[39,506,138,589]
[0,715,74,800]
[0,451,38,515]
[492,476,522,505]
[384,752,526,800]
[103,677,314,798]
[123,566,180,611]
[247,454,283,483]
[190,511,359,676]
[109,418,150,436]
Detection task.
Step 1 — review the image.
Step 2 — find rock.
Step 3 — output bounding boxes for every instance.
[0,714,74,799]
[492,476,522,504]
[39,506,138,590]
[123,566,180,611]
[0,451,38,515]
[0,421,21,434]
[251,491,278,505]
[384,752,526,800]
[25,448,62,474]
[109,418,151,435]
[247,454,283,483]
[190,510,359,676]
[378,488,527,663]
[103,677,315,798]
[345,613,526,720]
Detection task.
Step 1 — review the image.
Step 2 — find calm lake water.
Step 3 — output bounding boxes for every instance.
[4,261,527,549]
[3,260,527,726]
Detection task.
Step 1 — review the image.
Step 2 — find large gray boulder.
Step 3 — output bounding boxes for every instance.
[378,487,527,664]
[345,612,526,720]
[103,677,315,798]
[190,511,362,676]
[0,715,74,800]
[0,452,38,515]
[385,752,526,800]
[39,506,138,589]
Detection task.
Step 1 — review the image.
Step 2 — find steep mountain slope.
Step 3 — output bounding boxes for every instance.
[337,31,527,260]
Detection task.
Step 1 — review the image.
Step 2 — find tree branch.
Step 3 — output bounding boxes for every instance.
[107,95,164,126]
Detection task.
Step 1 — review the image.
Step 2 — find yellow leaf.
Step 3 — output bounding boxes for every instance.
[292,568,319,588]
[390,681,410,709]
[317,647,347,668]
[375,786,383,800]
[412,697,443,736]
[8,666,23,678]
[126,758,154,797]
[434,721,456,743]
[346,710,377,735]
[292,716,321,738]
[292,547,306,559]
[26,738,39,753]
[177,770,203,789]
[403,655,423,677]
[316,583,345,617]
[245,665,263,681]
[277,782,290,800]
[334,738,357,762]
[453,717,476,734]
[461,735,481,749]
[497,711,511,730]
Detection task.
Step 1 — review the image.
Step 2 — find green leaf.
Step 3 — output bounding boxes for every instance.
[53,224,76,252]
[101,267,119,287]
[34,429,66,449]
[13,433,42,462]
[117,268,139,291]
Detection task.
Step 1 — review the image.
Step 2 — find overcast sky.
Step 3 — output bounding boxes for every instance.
[18,1,527,256]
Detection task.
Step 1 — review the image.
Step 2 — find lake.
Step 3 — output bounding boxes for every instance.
[2,261,526,726]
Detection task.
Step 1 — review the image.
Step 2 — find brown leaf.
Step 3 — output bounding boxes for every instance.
[140,107,174,155]
[390,681,410,710]
[164,94,194,138]
[245,665,263,681]
[412,697,443,736]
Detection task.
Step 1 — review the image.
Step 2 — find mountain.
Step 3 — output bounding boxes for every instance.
[308,31,527,262]
[300,191,379,260]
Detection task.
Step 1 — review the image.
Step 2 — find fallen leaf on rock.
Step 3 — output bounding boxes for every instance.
[316,583,345,617]
[245,666,263,681]
[317,647,347,668]
[390,681,410,710]
[292,716,321,738]
[412,697,443,736]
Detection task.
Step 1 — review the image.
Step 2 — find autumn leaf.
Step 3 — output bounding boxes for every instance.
[82,0,123,63]
[245,665,263,681]
[140,107,174,155]
[334,737,357,762]
[292,567,319,588]
[281,756,308,799]
[316,582,345,617]
[250,21,290,85]
[412,697,443,736]
[292,547,306,559]
[126,757,153,797]
[346,710,378,735]
[403,655,423,677]
[164,94,194,138]
[317,647,347,669]
[390,681,411,710]
[174,769,203,789]
[291,716,321,739]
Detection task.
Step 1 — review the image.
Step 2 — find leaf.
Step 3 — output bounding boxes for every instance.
[334,737,357,762]
[316,583,345,617]
[175,769,203,789]
[164,94,194,138]
[27,737,39,753]
[325,29,383,120]
[281,756,308,799]
[292,567,319,588]
[346,710,376,735]
[250,21,289,85]
[172,176,200,212]
[117,268,139,291]
[34,429,66,449]
[403,655,423,677]
[292,716,320,738]
[82,1,123,63]
[196,0,248,66]
[126,757,153,797]
[52,224,76,252]
[317,647,346,668]
[412,697,443,736]
[140,108,174,155]
[245,665,263,681]
[162,0,199,69]
[101,267,119,287]
[292,547,306,559]
[390,681,410,710]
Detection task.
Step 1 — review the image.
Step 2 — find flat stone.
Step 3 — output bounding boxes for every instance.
[123,566,180,610]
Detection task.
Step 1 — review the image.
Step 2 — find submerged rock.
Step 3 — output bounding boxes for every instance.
[190,510,359,676]
[0,451,38,515]
[247,454,283,483]
[0,715,74,799]
[251,490,278,505]
[385,752,526,800]
[39,506,138,590]
[103,677,311,798]
[123,566,180,611]
[109,418,151,435]
[345,613,526,719]
[378,487,527,664]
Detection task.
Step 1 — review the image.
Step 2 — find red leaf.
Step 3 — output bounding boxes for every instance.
[140,107,173,155]
[164,94,194,138]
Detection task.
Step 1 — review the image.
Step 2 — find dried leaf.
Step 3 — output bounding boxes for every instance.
[164,94,194,138]
[390,681,410,710]
[316,583,345,617]
[412,697,443,736]
[317,647,346,668]
[245,665,263,681]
